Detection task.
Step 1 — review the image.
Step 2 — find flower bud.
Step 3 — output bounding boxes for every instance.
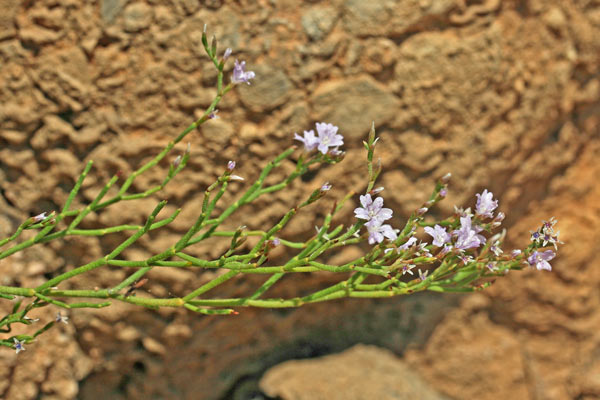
[441,172,452,184]
[227,160,236,171]
[224,48,232,60]
[173,155,182,169]
[229,175,244,181]
[320,182,332,192]
[33,212,48,223]
[417,207,428,216]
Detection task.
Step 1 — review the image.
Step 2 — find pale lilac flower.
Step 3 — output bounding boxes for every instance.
[223,48,232,60]
[270,238,281,247]
[208,109,219,119]
[439,188,448,198]
[315,122,343,154]
[294,130,319,152]
[527,250,555,271]
[418,269,429,281]
[486,263,498,272]
[454,205,473,218]
[320,182,332,192]
[55,312,68,324]
[229,175,244,181]
[459,254,474,264]
[440,245,452,256]
[424,225,451,247]
[417,207,428,216]
[398,236,417,251]
[366,220,397,245]
[227,160,236,171]
[453,215,486,250]
[231,60,255,84]
[490,244,503,257]
[511,249,522,257]
[475,189,498,218]
[13,338,25,354]
[401,264,416,276]
[354,194,393,224]
[415,242,432,257]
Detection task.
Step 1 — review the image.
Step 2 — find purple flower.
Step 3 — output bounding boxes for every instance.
[223,48,232,60]
[486,263,498,272]
[453,215,486,250]
[227,160,236,171]
[13,338,25,354]
[439,188,447,198]
[315,122,343,154]
[208,109,219,119]
[475,189,498,218]
[398,236,417,251]
[294,130,319,152]
[490,244,503,257]
[401,264,416,275]
[424,225,451,247]
[418,269,429,281]
[366,220,397,245]
[459,254,474,264]
[527,250,555,271]
[354,194,393,224]
[231,60,255,85]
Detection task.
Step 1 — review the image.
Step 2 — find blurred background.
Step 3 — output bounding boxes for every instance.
[1,0,599,399]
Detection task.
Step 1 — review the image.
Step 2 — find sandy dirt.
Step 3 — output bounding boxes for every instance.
[1,0,599,399]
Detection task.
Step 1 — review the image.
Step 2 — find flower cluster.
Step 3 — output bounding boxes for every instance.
[354,194,397,244]
[353,185,559,272]
[295,122,344,155]
[530,217,562,250]
[526,217,562,270]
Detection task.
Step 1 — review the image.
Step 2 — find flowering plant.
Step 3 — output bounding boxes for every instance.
[0,28,561,354]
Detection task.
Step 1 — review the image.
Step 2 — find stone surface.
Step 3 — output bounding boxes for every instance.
[260,344,448,400]
[237,64,294,112]
[311,75,400,140]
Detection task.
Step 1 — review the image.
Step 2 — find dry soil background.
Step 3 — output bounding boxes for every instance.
[1,0,600,399]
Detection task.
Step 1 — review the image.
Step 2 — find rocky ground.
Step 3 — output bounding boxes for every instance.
[1,0,599,399]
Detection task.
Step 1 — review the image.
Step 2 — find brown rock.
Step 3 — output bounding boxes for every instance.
[310,76,399,140]
[122,2,153,32]
[237,64,294,112]
[260,344,448,400]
